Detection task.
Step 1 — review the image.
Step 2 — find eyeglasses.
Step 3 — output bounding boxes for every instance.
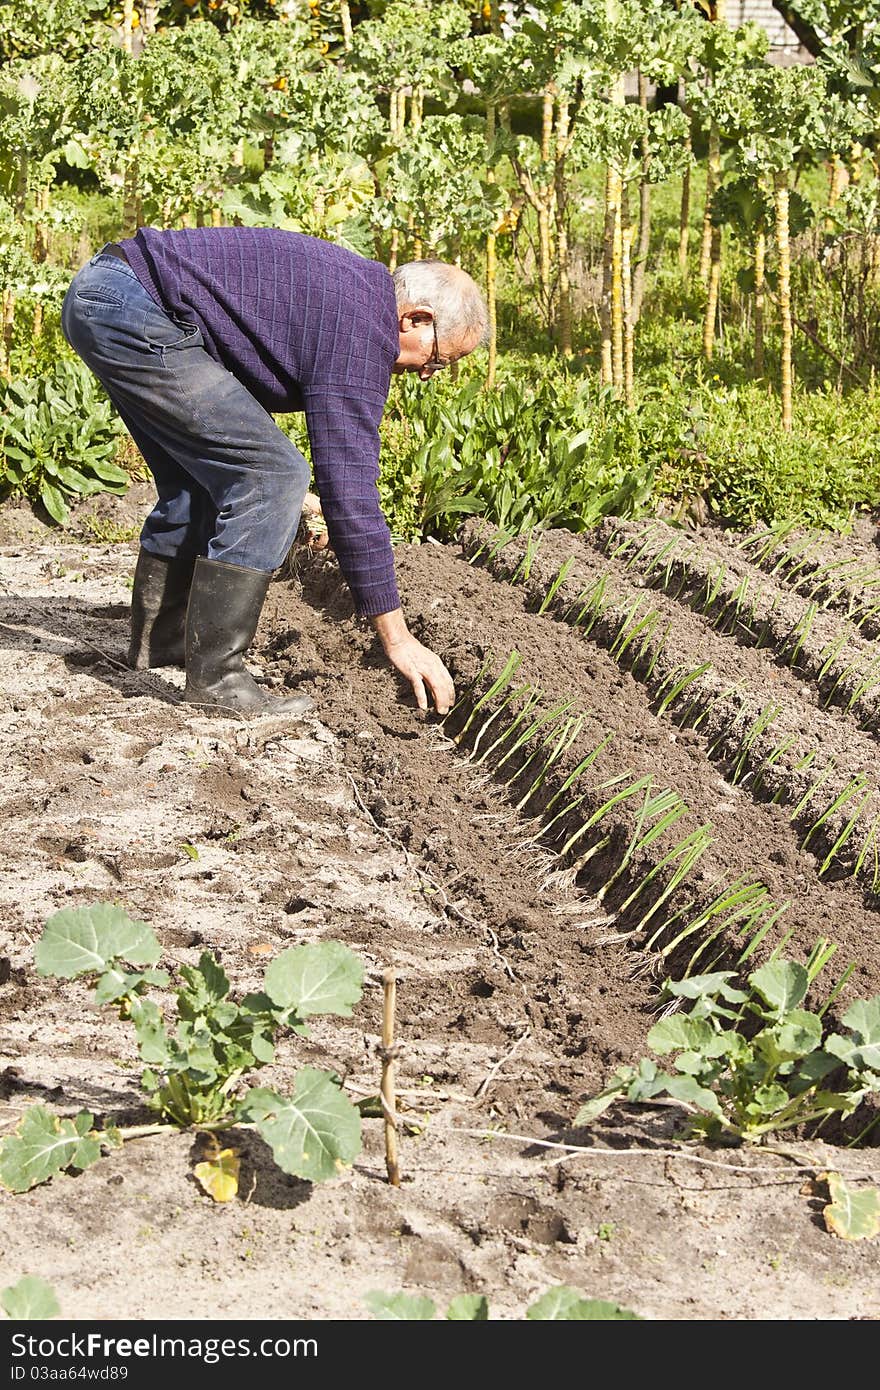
[421,319,446,376]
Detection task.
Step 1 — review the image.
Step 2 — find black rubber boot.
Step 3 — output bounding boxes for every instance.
[182,556,313,715]
[128,548,196,669]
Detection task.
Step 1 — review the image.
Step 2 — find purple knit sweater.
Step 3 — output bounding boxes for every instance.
[120,226,401,617]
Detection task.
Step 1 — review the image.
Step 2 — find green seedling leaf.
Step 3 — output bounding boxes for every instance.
[263,942,363,1018]
[1,1276,60,1321]
[666,973,748,1004]
[823,1172,880,1241]
[364,1292,437,1320]
[750,961,809,1016]
[0,1107,103,1193]
[36,904,161,979]
[239,1070,361,1182]
[648,1016,724,1056]
[526,1287,643,1320]
[774,1010,823,1060]
[177,954,231,1016]
[94,967,169,1005]
[180,843,199,860]
[825,995,880,1071]
[446,1294,490,1321]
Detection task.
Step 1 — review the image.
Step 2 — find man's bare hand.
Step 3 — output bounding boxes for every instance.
[370,609,455,714]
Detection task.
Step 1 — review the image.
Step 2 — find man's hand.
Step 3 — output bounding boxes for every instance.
[370,609,455,714]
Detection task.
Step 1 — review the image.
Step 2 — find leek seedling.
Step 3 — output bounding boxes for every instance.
[790,760,836,821]
[515,714,585,813]
[731,703,781,785]
[454,651,522,744]
[785,602,817,667]
[818,789,872,877]
[597,786,688,903]
[558,774,654,860]
[538,557,575,615]
[571,574,608,633]
[801,775,870,854]
[471,683,542,764]
[656,661,713,717]
[617,826,714,929]
[511,529,543,585]
[845,655,880,713]
[611,605,661,665]
[701,560,727,615]
[817,631,849,682]
[854,813,880,893]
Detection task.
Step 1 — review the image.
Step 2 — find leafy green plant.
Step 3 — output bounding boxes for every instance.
[1,1277,60,1322]
[0,357,126,524]
[365,1287,642,1321]
[576,960,880,1142]
[0,904,363,1195]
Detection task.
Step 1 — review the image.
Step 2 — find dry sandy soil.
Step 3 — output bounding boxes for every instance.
[1,489,879,1322]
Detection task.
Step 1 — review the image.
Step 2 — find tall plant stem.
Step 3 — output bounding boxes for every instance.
[678,81,692,275]
[611,165,625,391]
[775,170,793,432]
[754,222,766,377]
[486,102,498,388]
[537,84,555,329]
[339,0,353,50]
[600,163,615,386]
[122,0,134,54]
[631,70,651,326]
[700,123,720,286]
[703,214,721,360]
[622,187,634,407]
[0,289,14,379]
[554,94,572,356]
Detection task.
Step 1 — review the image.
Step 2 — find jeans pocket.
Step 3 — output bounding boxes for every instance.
[144,309,202,351]
[75,286,124,308]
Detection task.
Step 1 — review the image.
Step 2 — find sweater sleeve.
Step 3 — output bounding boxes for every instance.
[302,384,400,618]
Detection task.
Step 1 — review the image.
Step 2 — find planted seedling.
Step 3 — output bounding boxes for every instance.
[364,1288,642,1320]
[0,904,363,1197]
[576,959,880,1143]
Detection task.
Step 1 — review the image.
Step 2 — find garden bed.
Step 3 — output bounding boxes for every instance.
[0,518,879,1321]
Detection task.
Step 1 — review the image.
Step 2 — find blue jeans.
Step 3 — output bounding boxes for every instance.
[61,249,310,571]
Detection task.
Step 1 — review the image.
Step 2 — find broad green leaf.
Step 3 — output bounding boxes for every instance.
[446,1294,489,1321]
[178,954,230,1016]
[36,904,161,979]
[128,998,172,1066]
[666,972,746,1003]
[39,481,68,526]
[833,996,880,1071]
[526,1287,643,1320]
[823,1172,880,1241]
[0,1107,102,1193]
[1,1276,61,1321]
[94,967,169,1005]
[648,1015,718,1055]
[263,942,363,1018]
[574,1082,628,1126]
[364,1292,436,1320]
[775,1010,823,1060]
[660,1074,724,1116]
[239,1070,361,1182]
[750,961,808,1016]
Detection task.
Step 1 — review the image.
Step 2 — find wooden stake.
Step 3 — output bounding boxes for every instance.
[381,969,400,1187]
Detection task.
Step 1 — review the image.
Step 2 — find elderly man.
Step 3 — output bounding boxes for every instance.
[61,228,488,716]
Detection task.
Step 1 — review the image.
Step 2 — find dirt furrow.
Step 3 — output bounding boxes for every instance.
[740,522,880,639]
[458,521,880,911]
[271,544,880,998]
[587,516,880,731]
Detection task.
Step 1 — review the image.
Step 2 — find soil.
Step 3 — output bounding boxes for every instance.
[1,491,879,1323]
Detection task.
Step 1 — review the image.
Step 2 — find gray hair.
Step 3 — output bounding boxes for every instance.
[392,260,490,351]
